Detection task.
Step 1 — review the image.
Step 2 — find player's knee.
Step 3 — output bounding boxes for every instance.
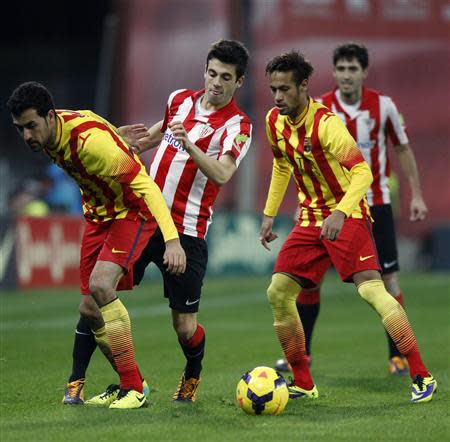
[382,272,401,297]
[88,275,111,300]
[173,314,197,341]
[267,273,298,306]
[357,279,397,310]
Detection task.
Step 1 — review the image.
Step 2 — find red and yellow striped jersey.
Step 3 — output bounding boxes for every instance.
[264,98,372,226]
[45,110,178,241]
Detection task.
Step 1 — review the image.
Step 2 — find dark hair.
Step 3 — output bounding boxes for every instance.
[333,43,369,69]
[206,39,249,79]
[265,51,314,85]
[7,81,55,117]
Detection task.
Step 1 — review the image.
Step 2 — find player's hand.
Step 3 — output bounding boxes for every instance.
[320,210,346,241]
[259,215,278,251]
[168,121,195,153]
[163,238,186,275]
[410,196,427,221]
[118,124,149,153]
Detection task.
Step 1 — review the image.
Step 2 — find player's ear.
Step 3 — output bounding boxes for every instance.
[299,78,308,91]
[236,75,244,88]
[47,109,56,123]
[362,68,368,80]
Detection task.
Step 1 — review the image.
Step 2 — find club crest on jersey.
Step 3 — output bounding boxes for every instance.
[198,123,214,139]
[232,133,249,154]
[363,117,375,131]
[304,137,312,152]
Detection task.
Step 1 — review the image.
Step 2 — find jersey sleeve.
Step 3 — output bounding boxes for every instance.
[383,96,409,146]
[219,118,252,168]
[263,110,292,216]
[79,129,179,241]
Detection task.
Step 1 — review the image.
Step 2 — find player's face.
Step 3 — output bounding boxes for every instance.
[333,58,367,99]
[204,58,243,109]
[268,71,308,119]
[12,108,56,152]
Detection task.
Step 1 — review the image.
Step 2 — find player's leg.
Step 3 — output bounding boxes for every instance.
[328,217,436,403]
[158,232,207,402]
[354,271,436,402]
[371,204,407,374]
[274,284,319,372]
[88,218,154,409]
[171,311,203,402]
[268,225,327,399]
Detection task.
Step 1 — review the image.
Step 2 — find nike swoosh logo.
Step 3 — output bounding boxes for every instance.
[383,260,397,268]
[186,299,200,306]
[112,248,128,254]
[359,255,374,261]
[137,394,146,403]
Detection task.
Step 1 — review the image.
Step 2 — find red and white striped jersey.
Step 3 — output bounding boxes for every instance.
[149,89,252,238]
[319,87,408,206]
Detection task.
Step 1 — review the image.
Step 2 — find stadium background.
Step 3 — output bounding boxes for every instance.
[0,2,449,441]
[0,0,449,286]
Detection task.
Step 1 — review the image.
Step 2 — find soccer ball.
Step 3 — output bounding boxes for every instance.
[236,366,289,415]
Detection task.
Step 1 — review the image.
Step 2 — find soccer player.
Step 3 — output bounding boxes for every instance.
[259,51,436,403]
[75,39,252,405]
[7,82,186,409]
[275,43,428,376]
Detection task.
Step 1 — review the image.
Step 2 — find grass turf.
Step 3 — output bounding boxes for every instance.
[0,272,448,441]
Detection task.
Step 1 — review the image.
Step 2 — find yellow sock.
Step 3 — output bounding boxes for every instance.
[357,280,417,354]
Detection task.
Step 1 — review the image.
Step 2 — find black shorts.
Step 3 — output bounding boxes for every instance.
[371,204,399,274]
[133,228,208,313]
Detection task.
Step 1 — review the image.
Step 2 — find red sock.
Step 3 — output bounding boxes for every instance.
[291,356,314,390]
[394,292,405,307]
[405,346,429,378]
[179,324,205,348]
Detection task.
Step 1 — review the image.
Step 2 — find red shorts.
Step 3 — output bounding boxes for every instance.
[80,218,157,295]
[274,217,380,286]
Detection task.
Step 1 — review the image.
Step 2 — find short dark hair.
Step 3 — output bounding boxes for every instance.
[333,43,369,69]
[265,51,314,85]
[206,39,249,79]
[7,81,55,117]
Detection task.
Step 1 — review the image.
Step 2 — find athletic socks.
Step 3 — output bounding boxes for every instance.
[268,274,314,390]
[357,280,428,378]
[386,292,405,358]
[68,316,97,383]
[100,298,143,392]
[178,324,205,379]
[296,288,321,356]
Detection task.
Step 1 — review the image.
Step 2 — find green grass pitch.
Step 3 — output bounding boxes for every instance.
[1,272,448,441]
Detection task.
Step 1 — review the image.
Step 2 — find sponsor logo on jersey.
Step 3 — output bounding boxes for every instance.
[164,130,185,152]
[357,140,375,149]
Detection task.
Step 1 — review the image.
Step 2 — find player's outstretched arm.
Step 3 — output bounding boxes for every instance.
[118,120,164,154]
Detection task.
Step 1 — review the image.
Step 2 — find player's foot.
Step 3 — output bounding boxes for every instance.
[85,384,120,406]
[287,379,319,399]
[274,355,312,372]
[62,378,85,405]
[411,375,437,404]
[172,374,200,402]
[109,388,148,409]
[388,356,409,376]
[86,379,149,407]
